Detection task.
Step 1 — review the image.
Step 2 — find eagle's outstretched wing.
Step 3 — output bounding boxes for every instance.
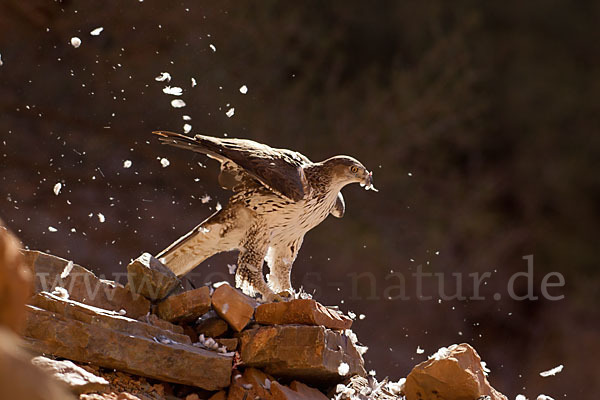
[153,131,310,201]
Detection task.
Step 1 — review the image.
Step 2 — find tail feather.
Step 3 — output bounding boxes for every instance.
[153,131,224,161]
[155,204,254,277]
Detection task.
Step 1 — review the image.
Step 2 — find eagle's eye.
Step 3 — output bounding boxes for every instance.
[350,166,359,173]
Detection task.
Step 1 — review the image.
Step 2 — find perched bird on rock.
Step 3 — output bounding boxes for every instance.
[154,131,376,302]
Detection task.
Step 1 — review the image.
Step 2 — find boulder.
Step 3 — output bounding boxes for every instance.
[211,284,256,332]
[127,252,181,301]
[255,299,352,330]
[404,343,507,400]
[0,223,32,332]
[23,250,150,318]
[0,327,75,400]
[239,325,366,385]
[22,304,233,390]
[31,356,110,394]
[156,286,211,323]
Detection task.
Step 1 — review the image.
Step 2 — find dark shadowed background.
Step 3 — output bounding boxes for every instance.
[1,1,599,398]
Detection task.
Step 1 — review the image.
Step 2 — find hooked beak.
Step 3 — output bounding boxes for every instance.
[360,171,378,192]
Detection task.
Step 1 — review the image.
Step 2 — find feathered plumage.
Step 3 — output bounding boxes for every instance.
[153,130,376,302]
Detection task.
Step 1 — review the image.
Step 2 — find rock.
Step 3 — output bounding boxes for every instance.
[196,311,229,338]
[30,291,191,344]
[0,327,75,400]
[239,325,366,385]
[255,299,352,330]
[156,286,211,323]
[228,368,276,400]
[31,356,110,394]
[23,250,150,318]
[139,313,185,335]
[270,381,329,400]
[22,304,233,390]
[404,343,508,400]
[228,368,328,400]
[181,324,199,343]
[211,283,256,332]
[0,222,32,332]
[216,338,239,352]
[127,252,181,301]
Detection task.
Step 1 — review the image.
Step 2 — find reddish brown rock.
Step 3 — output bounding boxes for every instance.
[30,291,191,344]
[181,324,199,343]
[228,368,274,400]
[22,304,233,390]
[31,356,110,394]
[216,338,239,352]
[240,325,366,385]
[255,299,352,330]
[228,368,328,400]
[271,381,329,400]
[404,343,507,400]
[156,286,211,323]
[0,223,32,332]
[196,312,229,338]
[211,284,256,332]
[127,252,181,301]
[139,313,185,335]
[0,327,75,400]
[23,250,150,318]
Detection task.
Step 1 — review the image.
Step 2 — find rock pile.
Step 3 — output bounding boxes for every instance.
[1,238,509,400]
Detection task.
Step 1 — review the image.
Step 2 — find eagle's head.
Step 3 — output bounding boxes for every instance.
[323,156,377,191]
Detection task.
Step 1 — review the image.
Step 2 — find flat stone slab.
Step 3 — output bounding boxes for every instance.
[31,356,110,394]
[22,304,233,390]
[30,292,190,344]
[23,250,150,319]
[255,299,352,330]
[211,284,256,332]
[127,252,181,301]
[404,343,508,400]
[156,286,211,323]
[139,313,185,335]
[239,325,366,385]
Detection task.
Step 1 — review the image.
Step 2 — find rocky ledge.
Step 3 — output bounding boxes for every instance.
[0,236,508,400]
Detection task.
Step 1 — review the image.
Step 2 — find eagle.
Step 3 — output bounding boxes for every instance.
[153,131,376,302]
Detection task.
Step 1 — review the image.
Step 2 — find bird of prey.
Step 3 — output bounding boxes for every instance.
[154,131,377,302]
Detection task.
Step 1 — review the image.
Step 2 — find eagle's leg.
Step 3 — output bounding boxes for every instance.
[235,222,279,302]
[156,203,253,276]
[266,237,304,295]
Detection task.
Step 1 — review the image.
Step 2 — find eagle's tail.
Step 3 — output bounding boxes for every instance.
[153,131,225,161]
[155,203,254,276]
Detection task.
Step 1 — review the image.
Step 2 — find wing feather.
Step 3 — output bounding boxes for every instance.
[153,131,310,201]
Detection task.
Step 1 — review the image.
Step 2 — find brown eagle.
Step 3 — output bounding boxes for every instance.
[154,131,376,302]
